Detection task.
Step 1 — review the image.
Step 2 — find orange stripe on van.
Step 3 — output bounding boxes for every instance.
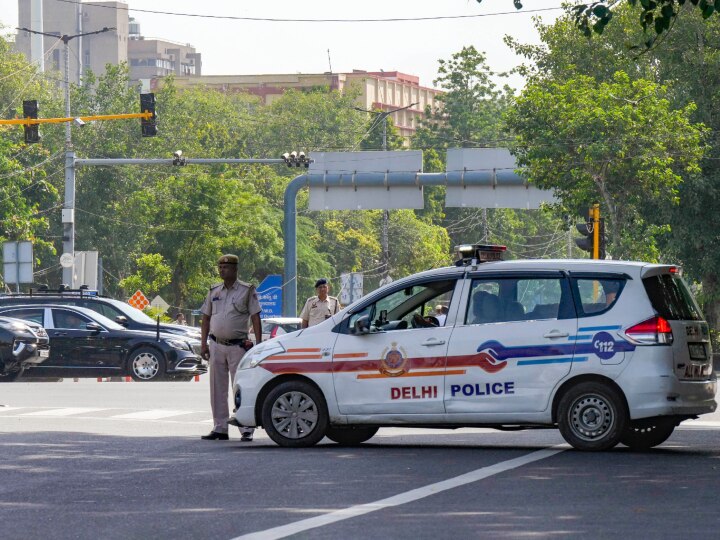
[265,354,323,361]
[285,348,321,353]
[333,352,369,359]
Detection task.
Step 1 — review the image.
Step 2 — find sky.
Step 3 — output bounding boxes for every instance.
[0,0,564,90]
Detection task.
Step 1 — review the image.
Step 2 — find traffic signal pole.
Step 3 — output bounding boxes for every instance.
[591,203,600,260]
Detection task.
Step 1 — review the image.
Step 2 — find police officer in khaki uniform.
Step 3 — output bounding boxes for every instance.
[200,254,262,441]
[300,278,341,328]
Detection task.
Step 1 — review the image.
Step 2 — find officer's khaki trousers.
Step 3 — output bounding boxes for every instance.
[209,340,254,435]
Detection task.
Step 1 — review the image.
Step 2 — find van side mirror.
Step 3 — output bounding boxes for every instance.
[115,315,128,327]
[353,315,370,335]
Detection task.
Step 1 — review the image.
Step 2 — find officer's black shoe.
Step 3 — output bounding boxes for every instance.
[201,431,229,441]
[228,417,240,427]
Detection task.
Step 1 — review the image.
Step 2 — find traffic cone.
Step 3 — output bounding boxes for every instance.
[97,377,103,382]
[125,376,132,382]
[194,374,200,382]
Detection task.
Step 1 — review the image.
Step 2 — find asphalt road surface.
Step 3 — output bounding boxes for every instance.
[1,379,719,540]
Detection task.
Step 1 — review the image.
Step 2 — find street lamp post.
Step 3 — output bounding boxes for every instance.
[18,26,113,285]
[354,102,418,281]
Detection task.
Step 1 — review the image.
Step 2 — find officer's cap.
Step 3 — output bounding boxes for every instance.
[217,254,239,265]
[314,278,328,288]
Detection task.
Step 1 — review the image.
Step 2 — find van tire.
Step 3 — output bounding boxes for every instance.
[558,381,627,451]
[261,380,328,447]
[325,426,379,446]
[620,417,676,450]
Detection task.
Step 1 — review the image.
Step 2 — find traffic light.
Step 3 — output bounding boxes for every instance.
[140,93,156,137]
[575,204,602,259]
[23,100,40,143]
[575,220,595,255]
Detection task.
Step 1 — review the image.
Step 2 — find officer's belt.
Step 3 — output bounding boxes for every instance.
[209,334,247,346]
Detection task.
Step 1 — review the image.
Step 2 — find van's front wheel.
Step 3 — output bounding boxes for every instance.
[325,426,378,446]
[557,382,627,451]
[261,381,328,447]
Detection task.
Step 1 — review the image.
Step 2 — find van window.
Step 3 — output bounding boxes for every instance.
[465,277,568,324]
[643,274,703,321]
[346,278,456,332]
[573,278,625,317]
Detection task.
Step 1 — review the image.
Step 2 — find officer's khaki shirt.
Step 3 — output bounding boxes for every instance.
[200,280,261,340]
[300,295,340,327]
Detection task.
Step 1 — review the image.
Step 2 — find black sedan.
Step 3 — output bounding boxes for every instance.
[0,315,50,382]
[0,304,206,381]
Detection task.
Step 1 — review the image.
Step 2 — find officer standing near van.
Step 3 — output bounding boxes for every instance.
[300,278,341,328]
[200,254,262,441]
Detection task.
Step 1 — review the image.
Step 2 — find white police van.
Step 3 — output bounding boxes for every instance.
[233,245,717,451]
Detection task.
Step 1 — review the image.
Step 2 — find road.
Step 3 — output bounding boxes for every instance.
[1,379,719,540]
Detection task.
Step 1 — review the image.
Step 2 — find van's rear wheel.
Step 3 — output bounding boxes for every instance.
[558,381,627,451]
[325,426,378,446]
[620,417,676,450]
[261,381,328,447]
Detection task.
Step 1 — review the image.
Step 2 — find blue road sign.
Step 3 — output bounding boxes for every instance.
[257,274,283,318]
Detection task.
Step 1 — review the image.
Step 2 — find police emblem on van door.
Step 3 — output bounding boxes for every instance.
[380,343,409,376]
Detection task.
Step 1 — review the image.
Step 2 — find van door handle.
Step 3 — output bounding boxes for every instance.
[53,332,68,337]
[543,331,569,339]
[421,338,446,346]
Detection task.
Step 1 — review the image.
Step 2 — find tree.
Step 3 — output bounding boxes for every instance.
[118,253,171,297]
[506,5,720,327]
[415,46,512,153]
[504,71,706,260]
[0,36,64,285]
[482,0,720,46]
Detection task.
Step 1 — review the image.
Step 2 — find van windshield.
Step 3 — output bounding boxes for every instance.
[642,274,703,321]
[104,298,157,324]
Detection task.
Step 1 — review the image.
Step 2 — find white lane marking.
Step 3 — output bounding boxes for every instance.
[233,445,567,540]
[112,409,192,420]
[21,407,104,417]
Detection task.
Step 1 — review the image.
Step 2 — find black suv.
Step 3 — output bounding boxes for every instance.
[0,287,200,340]
[0,315,50,381]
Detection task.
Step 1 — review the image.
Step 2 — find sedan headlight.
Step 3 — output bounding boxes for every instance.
[238,341,286,370]
[0,321,30,333]
[165,338,192,351]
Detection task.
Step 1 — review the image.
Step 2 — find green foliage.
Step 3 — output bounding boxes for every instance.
[506,6,720,325]
[118,253,172,297]
[484,0,719,48]
[505,71,705,260]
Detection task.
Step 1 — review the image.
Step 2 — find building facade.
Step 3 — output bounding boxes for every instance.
[15,1,200,88]
[165,70,442,140]
[16,0,128,85]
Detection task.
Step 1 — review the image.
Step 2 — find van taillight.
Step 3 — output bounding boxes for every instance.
[270,326,278,338]
[624,316,673,345]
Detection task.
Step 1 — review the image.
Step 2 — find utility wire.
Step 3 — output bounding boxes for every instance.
[55,1,563,23]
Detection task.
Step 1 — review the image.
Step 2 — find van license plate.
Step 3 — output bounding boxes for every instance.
[39,349,49,358]
[688,343,706,360]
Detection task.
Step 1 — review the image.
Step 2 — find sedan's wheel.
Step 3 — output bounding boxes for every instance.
[620,417,676,450]
[261,380,328,448]
[557,381,627,451]
[325,426,378,446]
[128,347,165,381]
